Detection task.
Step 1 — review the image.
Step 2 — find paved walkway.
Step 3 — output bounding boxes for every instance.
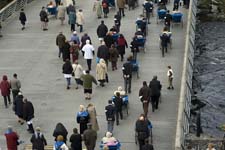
[0,0,187,149]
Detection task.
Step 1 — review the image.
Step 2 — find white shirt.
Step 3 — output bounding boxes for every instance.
[167,69,174,78]
[82,44,95,59]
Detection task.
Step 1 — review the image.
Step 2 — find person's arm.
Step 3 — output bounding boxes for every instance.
[92,76,98,85]
[42,135,47,145]
[56,36,58,46]
[125,40,128,48]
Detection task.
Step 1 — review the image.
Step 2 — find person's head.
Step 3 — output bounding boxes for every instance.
[7,125,13,132]
[168,65,171,69]
[2,75,7,81]
[105,131,112,138]
[118,86,123,91]
[42,6,45,10]
[86,39,90,44]
[86,70,90,74]
[208,143,214,149]
[99,58,105,64]
[35,127,41,133]
[74,60,79,64]
[101,20,104,24]
[153,76,157,80]
[73,128,78,134]
[119,34,124,38]
[79,105,85,112]
[116,92,120,97]
[21,8,24,12]
[79,9,82,12]
[87,103,94,108]
[57,135,64,141]
[23,98,28,103]
[127,55,133,61]
[73,31,77,35]
[84,33,88,36]
[60,2,63,5]
[143,81,147,86]
[65,59,70,63]
[108,100,112,104]
[139,114,145,121]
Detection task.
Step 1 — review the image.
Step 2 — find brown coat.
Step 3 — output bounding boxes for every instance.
[87,105,99,131]
[117,0,126,8]
[109,47,119,62]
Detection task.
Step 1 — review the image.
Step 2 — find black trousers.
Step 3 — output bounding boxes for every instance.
[116,109,123,124]
[12,89,19,102]
[71,24,75,31]
[3,95,11,107]
[138,139,145,150]
[151,95,160,112]
[124,77,131,93]
[86,59,92,70]
[119,8,125,16]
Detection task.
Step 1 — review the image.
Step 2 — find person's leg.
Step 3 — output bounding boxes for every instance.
[116,110,119,125]
[138,139,145,150]
[7,95,11,104]
[86,59,90,70]
[122,8,125,16]
[155,96,159,109]
[124,78,128,94]
[171,78,174,89]
[143,102,149,117]
[119,8,122,17]
[111,61,114,70]
[3,96,7,108]
[80,25,83,32]
[128,78,132,93]
[162,46,165,57]
[66,78,71,89]
[151,96,155,112]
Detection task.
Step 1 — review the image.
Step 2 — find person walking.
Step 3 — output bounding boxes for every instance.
[39,7,48,31]
[54,135,69,150]
[82,40,95,70]
[76,9,84,32]
[143,0,153,24]
[83,123,97,150]
[102,0,109,18]
[149,76,162,112]
[104,32,114,48]
[0,75,11,108]
[72,60,83,89]
[81,70,98,99]
[76,105,90,134]
[139,81,151,117]
[19,9,27,30]
[87,103,99,131]
[114,12,121,32]
[96,59,107,87]
[160,32,170,57]
[23,98,34,133]
[81,33,92,49]
[167,65,174,89]
[117,0,126,17]
[10,73,21,102]
[70,31,80,45]
[66,4,75,16]
[14,92,24,125]
[30,127,47,150]
[114,92,123,125]
[53,123,68,143]
[62,59,73,89]
[56,32,66,58]
[97,20,108,41]
[58,3,66,25]
[117,34,128,61]
[5,126,20,150]
[142,139,154,150]
[68,10,76,32]
[97,41,109,64]
[135,114,149,150]
[105,100,116,133]
[122,56,133,94]
[93,0,103,19]
[164,10,172,31]
[69,128,82,150]
[70,41,79,62]
[109,44,119,71]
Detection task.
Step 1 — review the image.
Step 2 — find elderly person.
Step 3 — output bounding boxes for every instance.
[0,75,11,108]
[82,40,95,71]
[30,127,47,150]
[102,132,117,144]
[5,126,20,150]
[113,86,126,96]
[93,0,103,19]
[87,103,99,131]
[72,60,83,89]
[76,9,84,32]
[58,3,66,25]
[76,105,89,134]
[96,59,107,87]
[54,135,69,150]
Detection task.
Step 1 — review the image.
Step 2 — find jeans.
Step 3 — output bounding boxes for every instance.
[116,109,123,124]
[78,24,83,32]
[58,47,63,57]
[124,77,132,93]
[107,120,114,133]
[3,95,11,107]
[66,78,71,87]
[86,59,92,70]
[161,45,167,57]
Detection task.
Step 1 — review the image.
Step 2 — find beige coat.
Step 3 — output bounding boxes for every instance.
[87,105,99,131]
[76,11,84,25]
[117,0,126,8]
[58,5,66,19]
[96,59,107,81]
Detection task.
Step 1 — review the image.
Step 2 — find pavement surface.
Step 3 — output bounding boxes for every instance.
[0,0,187,149]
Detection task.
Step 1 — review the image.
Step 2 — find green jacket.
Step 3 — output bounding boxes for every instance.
[81,74,97,89]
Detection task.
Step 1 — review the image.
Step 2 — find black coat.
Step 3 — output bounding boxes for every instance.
[97,45,109,60]
[39,10,48,22]
[30,133,47,150]
[19,12,27,23]
[14,95,24,118]
[114,96,123,111]
[62,42,71,61]
[23,101,34,121]
[62,61,73,74]
[69,133,82,150]
[149,79,162,96]
[135,119,149,139]
[81,35,91,49]
[142,144,154,150]
[122,61,133,77]
[53,123,68,142]
[139,86,151,103]
[97,24,108,38]
[104,35,114,48]
[105,104,116,121]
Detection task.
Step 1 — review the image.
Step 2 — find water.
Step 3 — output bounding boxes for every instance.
[193,22,225,138]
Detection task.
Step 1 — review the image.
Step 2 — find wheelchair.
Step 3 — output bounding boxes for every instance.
[47,6,57,18]
[156,9,166,24]
[112,95,129,116]
[100,141,121,150]
[171,12,183,28]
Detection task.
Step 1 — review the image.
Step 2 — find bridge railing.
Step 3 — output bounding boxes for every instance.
[175,0,198,149]
[0,0,35,23]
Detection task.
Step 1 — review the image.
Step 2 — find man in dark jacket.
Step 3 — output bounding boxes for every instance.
[69,128,82,150]
[97,41,109,65]
[56,32,66,58]
[122,56,133,94]
[135,114,149,150]
[83,123,97,150]
[160,32,170,57]
[139,81,151,117]
[62,59,73,89]
[62,41,71,61]
[19,9,27,30]
[66,4,76,15]
[149,76,162,112]
[114,92,123,125]
[14,92,24,125]
[23,98,34,133]
[97,20,108,40]
[30,127,47,150]
[105,100,116,133]
[164,10,172,31]
[142,139,154,150]
[39,7,48,31]
[81,33,92,49]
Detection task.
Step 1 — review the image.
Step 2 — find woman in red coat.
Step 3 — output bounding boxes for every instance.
[5,126,19,150]
[0,75,11,108]
[117,34,128,61]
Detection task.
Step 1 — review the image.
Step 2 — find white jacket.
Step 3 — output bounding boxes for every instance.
[167,69,174,78]
[76,12,84,25]
[82,44,95,59]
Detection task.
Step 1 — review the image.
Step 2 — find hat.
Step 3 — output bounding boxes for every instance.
[73,31,77,34]
[35,127,41,132]
[87,123,92,126]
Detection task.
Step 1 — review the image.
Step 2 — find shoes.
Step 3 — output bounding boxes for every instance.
[21,27,25,30]
[75,87,79,89]
[128,91,131,94]
[167,87,171,89]
[67,86,70,89]
[171,87,174,90]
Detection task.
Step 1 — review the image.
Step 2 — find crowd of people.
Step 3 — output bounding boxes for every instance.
[0,0,185,149]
